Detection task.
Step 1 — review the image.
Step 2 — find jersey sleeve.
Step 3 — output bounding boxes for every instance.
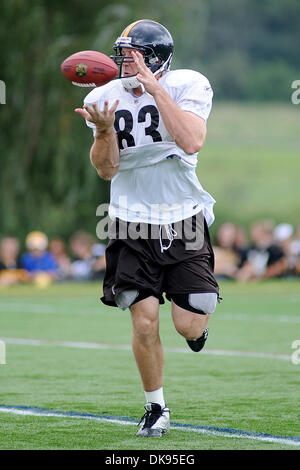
[165,70,214,122]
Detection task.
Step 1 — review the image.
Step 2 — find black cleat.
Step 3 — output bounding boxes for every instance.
[136,402,170,437]
[186,328,209,352]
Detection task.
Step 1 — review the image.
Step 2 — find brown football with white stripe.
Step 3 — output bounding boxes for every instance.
[61,50,118,88]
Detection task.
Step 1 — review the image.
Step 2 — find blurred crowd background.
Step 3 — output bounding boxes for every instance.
[1,0,299,288]
[0,230,106,287]
[1,219,299,287]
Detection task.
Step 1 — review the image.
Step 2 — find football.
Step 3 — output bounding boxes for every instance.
[61,50,119,88]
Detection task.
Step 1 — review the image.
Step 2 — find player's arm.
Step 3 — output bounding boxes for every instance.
[151,90,206,155]
[75,100,120,180]
[132,51,206,155]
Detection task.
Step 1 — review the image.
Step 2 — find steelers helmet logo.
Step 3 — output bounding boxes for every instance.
[75,63,88,77]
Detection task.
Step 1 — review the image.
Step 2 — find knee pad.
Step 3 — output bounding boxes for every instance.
[115,289,139,310]
[171,292,218,315]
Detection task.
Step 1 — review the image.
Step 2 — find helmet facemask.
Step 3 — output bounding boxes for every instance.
[111,40,172,89]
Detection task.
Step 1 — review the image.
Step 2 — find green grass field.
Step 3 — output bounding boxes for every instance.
[0,280,300,450]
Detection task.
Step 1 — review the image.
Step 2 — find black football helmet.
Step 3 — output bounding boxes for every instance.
[111,19,174,81]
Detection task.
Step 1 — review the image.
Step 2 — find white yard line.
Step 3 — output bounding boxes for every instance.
[0,405,299,447]
[1,303,300,324]
[0,336,291,361]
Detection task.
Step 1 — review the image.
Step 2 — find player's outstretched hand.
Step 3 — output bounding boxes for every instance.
[75,100,119,134]
[132,51,161,96]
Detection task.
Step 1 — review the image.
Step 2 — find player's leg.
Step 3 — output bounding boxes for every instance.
[130,296,170,437]
[171,294,217,351]
[171,301,211,340]
[166,213,220,352]
[130,295,163,392]
[100,220,170,437]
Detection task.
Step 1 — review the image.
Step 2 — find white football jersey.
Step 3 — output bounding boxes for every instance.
[84,69,216,225]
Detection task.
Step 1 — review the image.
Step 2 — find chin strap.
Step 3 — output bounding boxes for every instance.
[121,74,143,90]
[121,53,172,91]
[151,53,173,75]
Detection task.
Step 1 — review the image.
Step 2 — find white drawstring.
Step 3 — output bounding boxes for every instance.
[159,224,177,253]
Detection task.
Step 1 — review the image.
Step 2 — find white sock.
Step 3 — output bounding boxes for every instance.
[144,387,165,408]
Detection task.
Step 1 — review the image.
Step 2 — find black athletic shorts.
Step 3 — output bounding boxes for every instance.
[101,211,219,307]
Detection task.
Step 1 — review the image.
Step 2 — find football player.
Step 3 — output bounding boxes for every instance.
[75,19,220,438]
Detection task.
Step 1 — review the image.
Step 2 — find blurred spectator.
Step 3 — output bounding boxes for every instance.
[69,231,106,281]
[49,237,72,280]
[0,236,21,270]
[273,223,300,277]
[213,223,240,279]
[91,242,107,276]
[292,224,300,276]
[234,225,249,268]
[236,220,285,281]
[0,236,29,285]
[291,224,300,264]
[20,231,58,281]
